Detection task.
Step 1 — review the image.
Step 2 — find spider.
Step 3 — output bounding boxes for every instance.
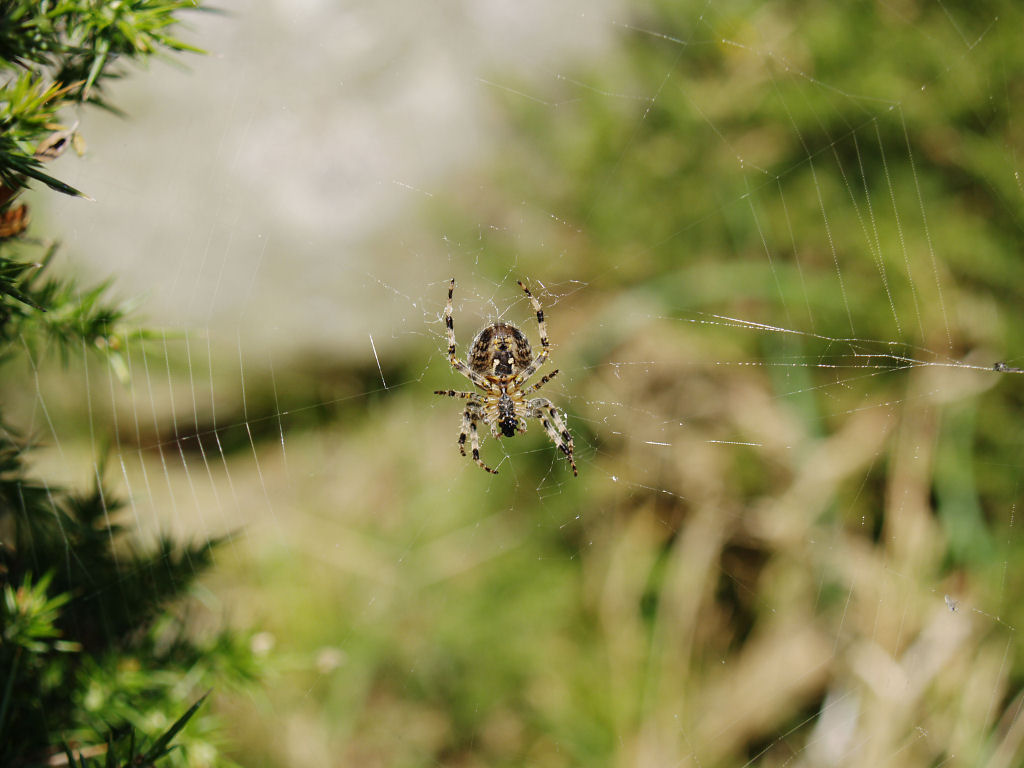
[434,278,577,476]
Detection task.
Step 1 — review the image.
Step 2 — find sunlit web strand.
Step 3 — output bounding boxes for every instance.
[668,313,994,369]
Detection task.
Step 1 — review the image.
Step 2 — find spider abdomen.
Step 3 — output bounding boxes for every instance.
[468,323,533,377]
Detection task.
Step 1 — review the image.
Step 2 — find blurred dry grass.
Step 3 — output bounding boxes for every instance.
[50,304,1012,768]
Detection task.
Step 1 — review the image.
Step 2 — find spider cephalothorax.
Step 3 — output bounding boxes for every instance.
[434,279,577,476]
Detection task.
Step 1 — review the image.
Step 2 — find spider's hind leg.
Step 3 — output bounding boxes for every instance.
[443,278,491,390]
[514,280,551,385]
[434,389,480,400]
[524,369,559,395]
[517,280,549,352]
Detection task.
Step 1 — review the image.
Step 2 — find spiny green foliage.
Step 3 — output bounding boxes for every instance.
[59,693,208,768]
[0,1,207,196]
[0,3,256,767]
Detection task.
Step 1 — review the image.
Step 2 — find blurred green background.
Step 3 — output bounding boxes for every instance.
[20,0,1024,765]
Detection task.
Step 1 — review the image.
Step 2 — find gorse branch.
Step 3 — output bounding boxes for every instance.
[0,3,255,767]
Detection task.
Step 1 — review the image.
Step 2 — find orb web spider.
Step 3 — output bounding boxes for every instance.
[433,278,577,476]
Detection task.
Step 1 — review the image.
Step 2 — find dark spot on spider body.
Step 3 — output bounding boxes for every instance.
[497,393,518,437]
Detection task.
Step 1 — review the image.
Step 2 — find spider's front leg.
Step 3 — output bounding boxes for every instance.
[529,397,577,476]
[460,405,498,474]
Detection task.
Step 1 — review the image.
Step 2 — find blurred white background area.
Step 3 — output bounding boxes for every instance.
[41,0,620,358]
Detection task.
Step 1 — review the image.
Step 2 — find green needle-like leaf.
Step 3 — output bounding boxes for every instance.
[139,691,209,763]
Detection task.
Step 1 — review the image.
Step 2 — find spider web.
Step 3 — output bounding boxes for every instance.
[21,0,1024,765]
